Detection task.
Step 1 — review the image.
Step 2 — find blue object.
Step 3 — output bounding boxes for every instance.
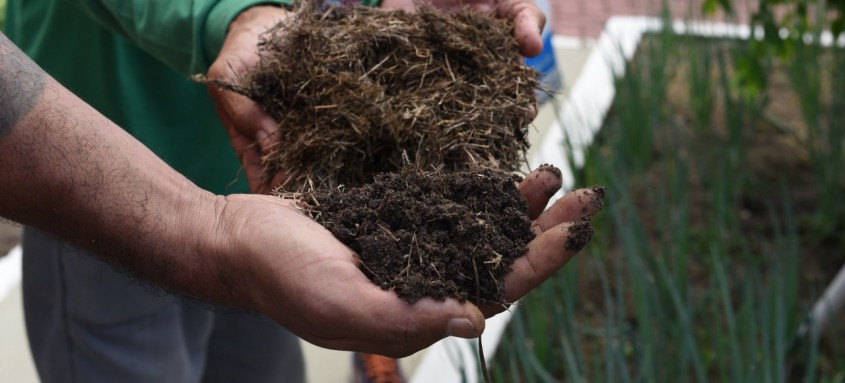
[525,0,562,104]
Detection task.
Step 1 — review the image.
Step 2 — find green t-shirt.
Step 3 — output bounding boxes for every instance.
[6,0,379,193]
[4,0,297,194]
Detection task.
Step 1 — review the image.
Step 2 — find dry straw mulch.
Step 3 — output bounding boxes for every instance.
[215,1,540,190]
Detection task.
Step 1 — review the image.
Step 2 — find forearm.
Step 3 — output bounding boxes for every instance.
[0,33,237,305]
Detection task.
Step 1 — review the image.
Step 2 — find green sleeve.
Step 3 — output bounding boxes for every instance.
[67,0,293,75]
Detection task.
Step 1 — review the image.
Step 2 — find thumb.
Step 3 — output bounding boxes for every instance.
[445,302,486,339]
[320,286,487,357]
[496,0,546,57]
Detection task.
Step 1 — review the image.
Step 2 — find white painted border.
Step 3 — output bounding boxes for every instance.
[411,15,845,383]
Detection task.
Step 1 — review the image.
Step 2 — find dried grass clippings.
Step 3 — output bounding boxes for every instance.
[212,1,540,190]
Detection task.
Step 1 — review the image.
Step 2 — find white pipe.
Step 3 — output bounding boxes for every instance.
[799,265,845,337]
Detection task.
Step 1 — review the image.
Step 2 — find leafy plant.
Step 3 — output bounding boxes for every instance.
[493,12,844,381]
[703,0,845,101]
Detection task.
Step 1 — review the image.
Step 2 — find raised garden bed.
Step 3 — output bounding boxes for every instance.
[491,20,845,382]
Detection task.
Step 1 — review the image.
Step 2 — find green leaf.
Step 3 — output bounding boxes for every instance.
[702,0,719,15]
[832,16,845,38]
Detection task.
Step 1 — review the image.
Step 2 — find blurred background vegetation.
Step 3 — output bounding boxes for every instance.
[1,0,6,31]
[494,0,844,381]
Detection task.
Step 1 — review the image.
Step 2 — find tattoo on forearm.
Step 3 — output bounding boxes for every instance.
[0,33,47,138]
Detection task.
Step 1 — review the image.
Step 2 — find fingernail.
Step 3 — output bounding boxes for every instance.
[447,306,485,338]
[447,318,478,338]
[537,164,563,197]
[256,130,272,151]
[474,4,494,13]
[537,163,562,180]
[564,221,594,252]
[589,187,606,211]
[256,129,269,143]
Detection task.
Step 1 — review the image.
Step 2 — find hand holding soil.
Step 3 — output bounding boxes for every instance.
[203,0,605,359]
[207,5,293,194]
[308,166,604,318]
[215,167,602,358]
[205,193,482,357]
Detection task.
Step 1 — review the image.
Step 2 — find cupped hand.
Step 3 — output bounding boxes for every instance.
[207,6,293,194]
[213,193,486,358]
[380,0,547,57]
[212,166,600,357]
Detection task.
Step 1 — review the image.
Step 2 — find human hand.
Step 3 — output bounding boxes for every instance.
[210,193,486,357]
[207,6,293,194]
[380,0,547,57]
[209,166,600,357]
[486,166,604,316]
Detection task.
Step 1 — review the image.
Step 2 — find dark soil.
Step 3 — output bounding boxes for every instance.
[565,220,596,252]
[213,1,539,190]
[300,169,540,304]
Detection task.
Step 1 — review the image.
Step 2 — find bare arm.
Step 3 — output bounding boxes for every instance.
[0,32,483,355]
[0,31,599,357]
[0,32,223,297]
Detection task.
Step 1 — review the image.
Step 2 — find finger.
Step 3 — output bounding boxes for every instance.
[518,164,563,220]
[210,86,280,146]
[212,103,271,194]
[496,0,546,57]
[208,29,260,79]
[241,147,271,194]
[378,0,418,12]
[305,284,486,357]
[211,83,278,150]
[229,133,264,193]
[534,187,605,231]
[254,112,280,152]
[382,0,495,13]
[462,1,495,13]
[481,220,594,316]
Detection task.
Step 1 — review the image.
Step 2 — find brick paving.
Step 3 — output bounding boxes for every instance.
[550,0,756,38]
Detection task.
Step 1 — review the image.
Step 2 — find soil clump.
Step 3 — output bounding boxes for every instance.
[300,169,541,304]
